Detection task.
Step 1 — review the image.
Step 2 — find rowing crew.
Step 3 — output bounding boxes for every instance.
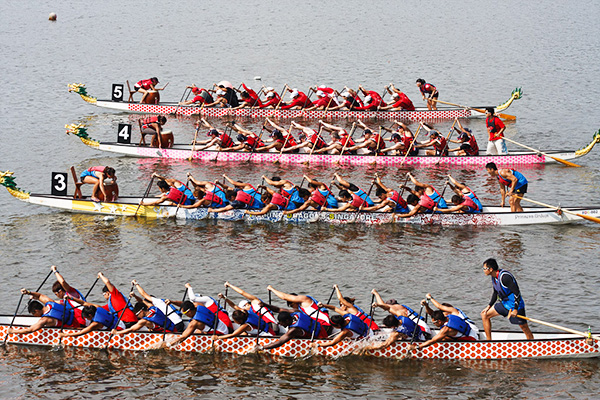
[175,81,431,111]
[7,259,533,352]
[140,165,528,214]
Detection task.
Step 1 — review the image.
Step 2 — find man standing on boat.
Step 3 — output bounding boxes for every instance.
[485,162,528,212]
[480,258,533,340]
[485,107,508,155]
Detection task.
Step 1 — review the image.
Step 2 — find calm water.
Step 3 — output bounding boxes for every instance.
[0,1,599,399]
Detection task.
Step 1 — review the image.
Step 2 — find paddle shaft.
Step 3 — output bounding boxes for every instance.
[304,125,324,163]
[275,85,287,109]
[20,270,54,313]
[162,288,186,342]
[173,178,192,219]
[370,127,386,163]
[3,293,25,346]
[335,122,357,164]
[134,175,155,216]
[512,195,600,224]
[352,177,377,222]
[399,174,411,197]
[503,137,581,167]
[188,123,201,161]
[273,123,294,163]
[211,298,222,348]
[430,98,516,120]
[84,277,99,300]
[516,315,600,341]
[367,294,375,332]
[213,124,232,162]
[57,295,68,347]
[401,123,422,165]
[408,301,426,346]
[173,87,190,115]
[435,118,458,164]
[103,284,136,350]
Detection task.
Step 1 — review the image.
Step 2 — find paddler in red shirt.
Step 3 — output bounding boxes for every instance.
[256,118,299,152]
[227,122,265,152]
[133,77,158,103]
[281,87,313,109]
[378,84,415,111]
[282,121,328,152]
[416,123,449,156]
[305,90,337,110]
[354,85,386,111]
[259,87,281,108]
[97,272,138,327]
[179,85,213,106]
[345,121,386,154]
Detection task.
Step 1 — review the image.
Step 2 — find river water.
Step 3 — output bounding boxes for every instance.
[0,1,599,399]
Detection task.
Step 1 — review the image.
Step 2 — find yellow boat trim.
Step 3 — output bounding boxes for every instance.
[575,130,600,157]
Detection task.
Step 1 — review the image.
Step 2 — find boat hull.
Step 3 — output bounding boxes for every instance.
[1,321,597,360]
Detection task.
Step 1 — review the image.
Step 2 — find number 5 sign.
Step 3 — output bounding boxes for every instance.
[51,172,68,196]
[112,84,124,102]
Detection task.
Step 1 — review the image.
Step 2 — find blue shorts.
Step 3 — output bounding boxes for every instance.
[494,303,527,325]
[80,170,98,180]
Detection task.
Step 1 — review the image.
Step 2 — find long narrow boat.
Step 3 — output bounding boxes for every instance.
[65,125,600,167]
[68,83,522,122]
[1,317,597,359]
[3,172,599,226]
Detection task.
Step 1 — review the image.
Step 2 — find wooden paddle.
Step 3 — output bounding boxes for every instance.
[334,122,357,165]
[273,123,295,164]
[401,122,422,165]
[188,123,201,161]
[103,283,135,350]
[275,85,288,109]
[516,315,600,341]
[303,125,324,165]
[430,98,516,120]
[512,195,600,224]
[352,175,377,222]
[2,293,25,347]
[503,137,581,167]
[134,175,155,217]
[435,118,458,165]
[213,124,233,162]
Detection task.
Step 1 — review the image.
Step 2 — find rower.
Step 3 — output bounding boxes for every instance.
[410,309,479,353]
[312,311,371,349]
[133,77,159,103]
[281,87,313,109]
[356,314,424,355]
[394,121,419,156]
[222,281,279,333]
[481,258,533,340]
[378,84,415,111]
[215,82,240,107]
[355,85,386,110]
[416,124,448,156]
[139,175,196,208]
[415,78,439,110]
[204,89,229,107]
[182,173,231,209]
[227,122,265,152]
[50,265,87,326]
[485,107,508,155]
[192,118,235,151]
[256,310,327,351]
[330,284,379,330]
[255,118,299,152]
[179,85,213,106]
[80,166,118,202]
[485,162,528,212]
[212,309,273,343]
[231,84,262,109]
[185,283,233,332]
[371,288,432,339]
[421,293,480,339]
[262,175,306,209]
[129,280,184,332]
[267,285,332,330]
[7,289,81,335]
[448,119,479,156]
[245,185,309,215]
[283,174,338,215]
[207,174,264,212]
[304,90,336,110]
[97,272,138,328]
[59,303,126,338]
[405,172,448,209]
[139,115,170,148]
[345,121,386,154]
[112,301,178,336]
[284,121,328,153]
[166,300,229,348]
[332,173,375,206]
[258,87,281,109]
[361,176,410,214]
[435,174,482,214]
[314,121,355,154]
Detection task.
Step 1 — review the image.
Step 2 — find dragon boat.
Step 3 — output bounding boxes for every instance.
[2,172,599,226]
[1,317,598,360]
[65,125,600,168]
[68,83,522,122]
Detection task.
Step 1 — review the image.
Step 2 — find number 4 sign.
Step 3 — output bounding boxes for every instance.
[117,123,132,144]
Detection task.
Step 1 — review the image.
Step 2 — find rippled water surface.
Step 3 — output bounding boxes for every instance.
[1,0,599,399]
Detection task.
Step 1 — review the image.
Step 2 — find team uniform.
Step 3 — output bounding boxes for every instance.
[486,115,508,155]
[390,93,415,110]
[498,169,528,195]
[457,130,480,156]
[489,269,527,325]
[443,314,478,341]
[42,301,81,329]
[101,286,138,325]
[341,314,370,339]
[80,166,106,181]
[93,307,126,330]
[419,82,438,99]
[289,312,327,339]
[310,186,339,209]
[388,190,410,213]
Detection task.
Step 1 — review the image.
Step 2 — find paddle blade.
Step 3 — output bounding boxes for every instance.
[550,156,581,168]
[576,212,600,224]
[497,113,516,121]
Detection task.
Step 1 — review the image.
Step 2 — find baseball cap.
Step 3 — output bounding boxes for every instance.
[208,129,219,136]
[266,92,275,98]
[290,90,299,98]
[238,300,250,308]
[364,95,372,103]
[266,87,274,91]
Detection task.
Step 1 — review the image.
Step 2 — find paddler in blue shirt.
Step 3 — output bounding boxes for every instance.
[207,174,265,212]
[485,162,528,212]
[481,258,533,340]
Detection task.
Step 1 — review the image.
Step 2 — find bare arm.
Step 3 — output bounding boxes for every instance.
[315,329,352,348]
[61,321,104,337]
[98,272,115,293]
[267,285,306,303]
[51,266,74,293]
[224,282,259,301]
[132,280,153,302]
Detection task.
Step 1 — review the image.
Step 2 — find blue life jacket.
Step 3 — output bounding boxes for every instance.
[93,307,118,330]
[344,313,369,337]
[176,183,196,205]
[426,188,447,209]
[283,187,305,208]
[193,305,216,327]
[243,188,265,210]
[353,188,375,207]
[42,302,74,326]
[445,314,473,338]
[492,269,525,310]
[246,310,269,333]
[144,306,175,332]
[290,312,321,336]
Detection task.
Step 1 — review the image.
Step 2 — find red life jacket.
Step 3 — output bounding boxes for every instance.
[204,190,224,206]
[350,194,368,208]
[310,189,328,206]
[137,79,154,89]
[309,132,327,149]
[466,134,479,155]
[242,83,263,107]
[389,190,408,208]
[235,190,254,205]
[246,136,264,148]
[141,116,159,130]
[369,134,386,151]
[277,135,298,148]
[270,192,289,209]
[461,196,479,211]
[220,133,234,148]
[418,194,435,210]
[419,83,436,95]
[166,187,186,204]
[87,166,106,173]
[434,136,448,154]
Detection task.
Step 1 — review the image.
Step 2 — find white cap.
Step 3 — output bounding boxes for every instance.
[364,95,372,103]
[341,92,351,98]
[266,92,275,98]
[216,89,226,96]
[238,300,250,308]
[290,90,299,98]
[266,87,274,92]
[316,90,325,97]
[392,93,399,99]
